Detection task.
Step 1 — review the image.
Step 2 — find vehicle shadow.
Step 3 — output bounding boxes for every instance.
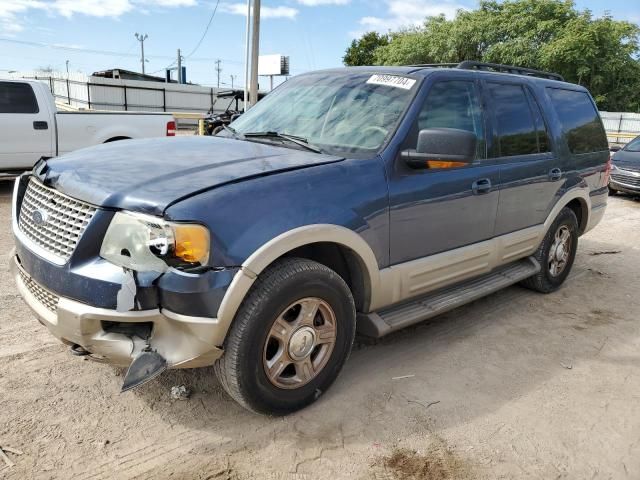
[128,233,639,454]
[0,180,14,197]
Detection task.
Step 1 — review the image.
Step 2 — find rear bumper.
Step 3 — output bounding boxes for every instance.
[11,252,223,368]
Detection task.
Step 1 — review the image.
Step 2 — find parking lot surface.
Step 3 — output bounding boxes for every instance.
[1,180,639,480]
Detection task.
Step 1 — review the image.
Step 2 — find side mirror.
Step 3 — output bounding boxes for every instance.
[402,128,477,169]
[609,145,622,152]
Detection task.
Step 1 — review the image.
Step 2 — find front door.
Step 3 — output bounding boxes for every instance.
[0,82,53,170]
[388,76,500,268]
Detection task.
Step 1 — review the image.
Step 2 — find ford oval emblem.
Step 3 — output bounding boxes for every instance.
[32,209,48,226]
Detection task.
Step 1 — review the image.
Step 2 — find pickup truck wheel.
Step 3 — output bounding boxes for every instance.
[214,258,356,415]
[520,207,579,293]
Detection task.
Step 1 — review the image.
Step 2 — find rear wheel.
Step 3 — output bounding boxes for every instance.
[214,258,356,415]
[520,207,579,293]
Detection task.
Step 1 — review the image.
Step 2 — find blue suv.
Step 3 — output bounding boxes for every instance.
[11,62,610,414]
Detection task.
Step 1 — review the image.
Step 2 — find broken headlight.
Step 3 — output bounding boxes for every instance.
[100,212,210,272]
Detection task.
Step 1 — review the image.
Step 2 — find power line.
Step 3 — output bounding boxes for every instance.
[185,0,221,59]
[0,37,243,65]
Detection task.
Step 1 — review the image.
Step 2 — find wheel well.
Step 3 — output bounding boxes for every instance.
[104,136,131,143]
[284,242,369,312]
[565,198,587,234]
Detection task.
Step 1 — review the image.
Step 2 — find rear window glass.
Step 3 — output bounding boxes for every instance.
[547,88,607,154]
[487,83,538,157]
[0,82,39,114]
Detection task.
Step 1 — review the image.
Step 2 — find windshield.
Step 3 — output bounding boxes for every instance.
[230,72,419,157]
[623,136,640,152]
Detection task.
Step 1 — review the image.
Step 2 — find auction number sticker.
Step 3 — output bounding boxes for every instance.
[366,74,416,90]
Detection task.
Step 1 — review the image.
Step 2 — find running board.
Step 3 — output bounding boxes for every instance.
[357,256,540,338]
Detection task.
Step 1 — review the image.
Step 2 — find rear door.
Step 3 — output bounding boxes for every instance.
[0,81,54,170]
[483,79,564,236]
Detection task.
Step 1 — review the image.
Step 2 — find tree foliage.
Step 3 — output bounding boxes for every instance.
[343,31,390,68]
[343,0,640,111]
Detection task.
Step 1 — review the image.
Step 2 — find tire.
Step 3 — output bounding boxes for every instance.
[520,207,579,294]
[214,257,356,415]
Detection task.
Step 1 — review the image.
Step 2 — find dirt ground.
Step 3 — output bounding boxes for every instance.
[1,179,639,480]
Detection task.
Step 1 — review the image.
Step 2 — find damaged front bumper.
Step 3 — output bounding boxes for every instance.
[11,252,223,368]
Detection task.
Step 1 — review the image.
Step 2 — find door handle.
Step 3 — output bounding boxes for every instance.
[548,168,562,181]
[33,121,48,130]
[472,178,492,195]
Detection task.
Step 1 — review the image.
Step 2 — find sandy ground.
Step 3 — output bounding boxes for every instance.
[1,180,639,480]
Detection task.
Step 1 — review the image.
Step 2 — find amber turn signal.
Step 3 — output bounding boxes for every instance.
[427,160,468,169]
[174,224,210,264]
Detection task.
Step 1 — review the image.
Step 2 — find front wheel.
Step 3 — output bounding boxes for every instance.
[520,207,579,293]
[214,258,356,415]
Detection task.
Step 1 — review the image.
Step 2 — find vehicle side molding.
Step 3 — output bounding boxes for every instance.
[214,188,593,346]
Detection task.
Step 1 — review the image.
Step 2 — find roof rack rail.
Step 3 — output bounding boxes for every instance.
[457,61,564,81]
[408,63,459,68]
[410,61,564,81]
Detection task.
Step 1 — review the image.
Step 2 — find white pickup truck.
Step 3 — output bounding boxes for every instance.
[0,79,176,173]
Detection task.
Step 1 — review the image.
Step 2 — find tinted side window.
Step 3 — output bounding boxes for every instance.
[547,88,607,154]
[417,80,485,159]
[488,83,537,157]
[526,90,551,153]
[0,82,39,114]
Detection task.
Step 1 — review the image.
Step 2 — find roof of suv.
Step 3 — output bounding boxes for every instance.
[312,63,583,90]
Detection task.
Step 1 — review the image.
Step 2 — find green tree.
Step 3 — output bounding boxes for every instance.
[346,0,640,111]
[343,31,390,66]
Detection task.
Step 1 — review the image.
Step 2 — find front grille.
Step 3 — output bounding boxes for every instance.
[611,172,640,188]
[17,266,59,313]
[18,178,97,263]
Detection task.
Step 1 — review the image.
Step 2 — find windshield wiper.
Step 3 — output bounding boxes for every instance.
[222,124,244,139]
[243,131,323,154]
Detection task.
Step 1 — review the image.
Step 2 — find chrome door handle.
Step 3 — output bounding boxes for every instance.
[472,178,492,195]
[549,168,562,181]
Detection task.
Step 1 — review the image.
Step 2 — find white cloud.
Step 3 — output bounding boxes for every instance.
[51,0,134,18]
[0,0,198,34]
[296,0,349,5]
[220,3,299,19]
[358,0,467,33]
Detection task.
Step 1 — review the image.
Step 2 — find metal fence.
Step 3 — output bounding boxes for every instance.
[25,75,227,121]
[600,112,640,145]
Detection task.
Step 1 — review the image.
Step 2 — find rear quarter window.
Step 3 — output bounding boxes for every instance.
[547,88,607,154]
[0,82,39,114]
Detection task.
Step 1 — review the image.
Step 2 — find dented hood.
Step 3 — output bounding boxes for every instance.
[38,136,344,215]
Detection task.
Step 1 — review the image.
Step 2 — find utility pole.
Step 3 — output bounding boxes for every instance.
[215,59,222,89]
[177,48,182,84]
[230,75,237,89]
[243,0,251,111]
[249,0,261,106]
[65,60,69,78]
[135,33,148,75]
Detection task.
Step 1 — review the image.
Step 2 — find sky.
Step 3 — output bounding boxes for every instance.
[0,0,638,89]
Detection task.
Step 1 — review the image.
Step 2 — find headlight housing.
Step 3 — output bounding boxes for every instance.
[100,212,210,272]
